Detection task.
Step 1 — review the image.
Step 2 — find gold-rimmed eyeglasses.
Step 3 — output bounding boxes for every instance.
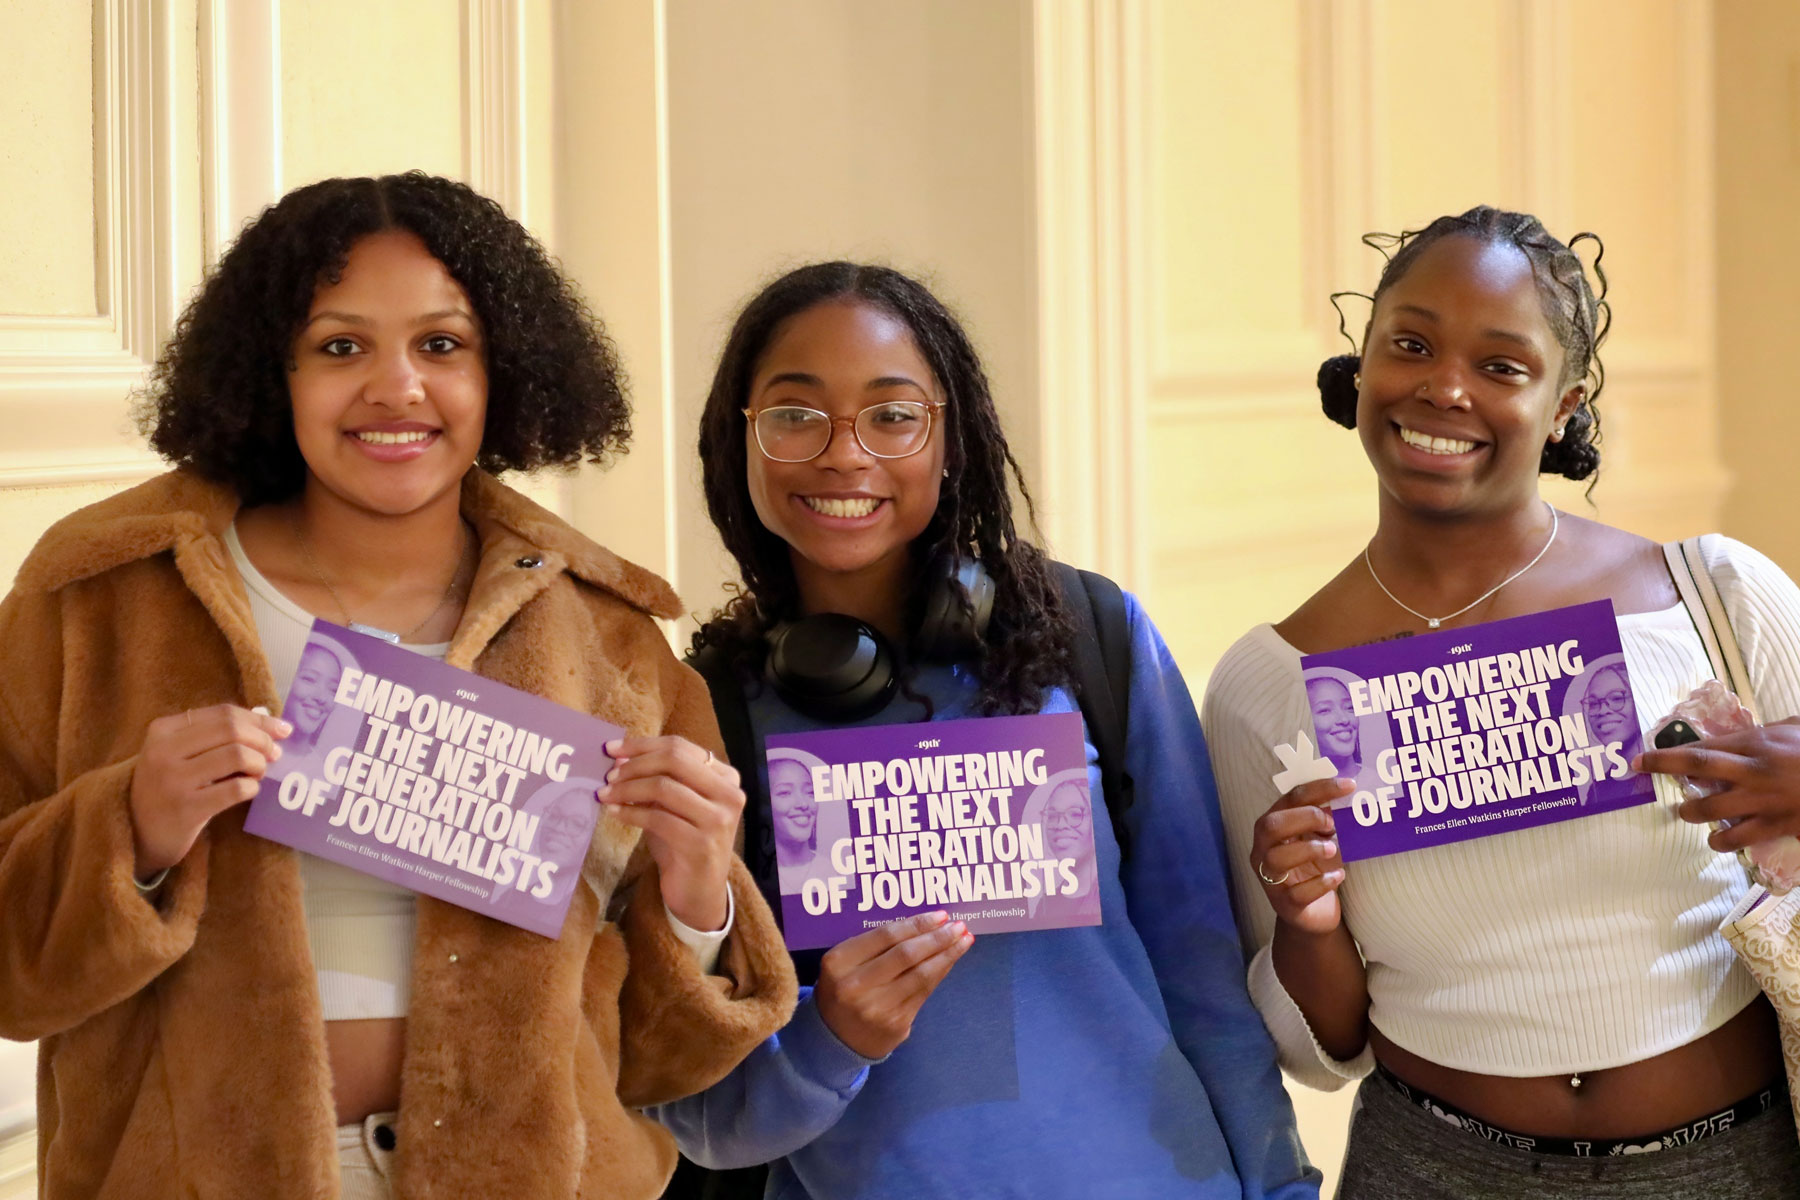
[743,400,944,463]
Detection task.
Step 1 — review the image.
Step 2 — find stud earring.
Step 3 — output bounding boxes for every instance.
[1352,373,1362,390]
[1550,426,1567,443]
[942,468,949,478]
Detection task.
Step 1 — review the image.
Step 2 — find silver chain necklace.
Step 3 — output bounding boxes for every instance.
[1363,503,1560,630]
[292,513,475,644]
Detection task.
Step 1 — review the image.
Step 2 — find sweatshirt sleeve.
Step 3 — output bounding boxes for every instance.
[1117,598,1321,1199]
[647,985,882,1169]
[613,660,799,1107]
[1201,627,1374,1092]
[0,587,209,1042]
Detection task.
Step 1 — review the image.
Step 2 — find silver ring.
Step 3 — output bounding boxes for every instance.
[706,750,717,767]
[1256,859,1293,887]
[184,710,194,729]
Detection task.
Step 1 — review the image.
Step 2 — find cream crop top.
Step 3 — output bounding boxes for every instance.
[1202,535,1800,1089]
[224,524,729,1022]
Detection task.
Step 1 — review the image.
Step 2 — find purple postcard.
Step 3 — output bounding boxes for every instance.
[1300,600,1654,861]
[244,619,622,938]
[766,711,1099,950]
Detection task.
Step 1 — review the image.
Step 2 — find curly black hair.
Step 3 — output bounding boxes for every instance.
[1318,205,1611,483]
[137,172,630,504]
[692,262,1074,717]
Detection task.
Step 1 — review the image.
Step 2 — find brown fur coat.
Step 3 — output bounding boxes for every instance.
[0,470,796,1198]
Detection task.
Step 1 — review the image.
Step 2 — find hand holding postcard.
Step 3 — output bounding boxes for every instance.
[244,619,623,937]
[767,711,1099,950]
[1300,600,1654,861]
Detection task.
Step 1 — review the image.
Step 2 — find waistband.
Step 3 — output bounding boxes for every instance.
[1374,1065,1787,1157]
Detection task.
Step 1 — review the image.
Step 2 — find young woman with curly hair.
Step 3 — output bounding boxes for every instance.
[0,172,794,1199]
[1204,207,1800,1197]
[653,262,1319,1199]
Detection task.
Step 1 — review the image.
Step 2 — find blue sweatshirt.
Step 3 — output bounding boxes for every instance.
[653,596,1319,1200]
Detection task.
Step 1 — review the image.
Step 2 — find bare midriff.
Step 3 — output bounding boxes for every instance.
[1372,995,1783,1138]
[327,1018,407,1126]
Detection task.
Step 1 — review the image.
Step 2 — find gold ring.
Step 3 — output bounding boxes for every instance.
[1256,859,1293,887]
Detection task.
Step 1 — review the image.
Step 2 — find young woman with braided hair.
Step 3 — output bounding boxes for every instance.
[1204,206,1800,1197]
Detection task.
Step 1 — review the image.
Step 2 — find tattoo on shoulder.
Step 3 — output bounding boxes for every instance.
[1353,631,1415,648]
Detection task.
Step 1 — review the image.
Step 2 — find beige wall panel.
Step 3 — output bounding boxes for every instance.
[0,480,136,590]
[0,0,98,315]
[1147,0,1312,379]
[1566,0,1693,357]
[281,0,466,188]
[1715,0,1800,576]
[663,0,1036,626]
[1367,0,1519,226]
[1147,401,1377,671]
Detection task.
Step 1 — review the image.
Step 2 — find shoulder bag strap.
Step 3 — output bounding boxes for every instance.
[1663,537,1761,721]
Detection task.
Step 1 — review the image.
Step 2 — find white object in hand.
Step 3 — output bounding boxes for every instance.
[1271,731,1339,794]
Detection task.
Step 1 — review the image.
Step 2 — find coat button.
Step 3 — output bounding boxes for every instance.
[515,555,543,569]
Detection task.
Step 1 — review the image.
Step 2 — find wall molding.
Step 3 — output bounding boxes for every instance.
[0,0,185,485]
[0,1124,33,1199]
[462,0,528,223]
[1032,0,1147,589]
[199,0,281,262]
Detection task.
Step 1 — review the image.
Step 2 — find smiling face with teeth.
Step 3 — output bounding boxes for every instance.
[287,229,487,523]
[744,300,946,630]
[1356,235,1585,518]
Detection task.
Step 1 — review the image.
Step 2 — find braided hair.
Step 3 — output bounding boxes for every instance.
[1318,206,1611,482]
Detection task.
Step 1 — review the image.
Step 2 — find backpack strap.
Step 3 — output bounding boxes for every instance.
[1663,537,1761,721]
[685,643,826,988]
[1052,561,1136,861]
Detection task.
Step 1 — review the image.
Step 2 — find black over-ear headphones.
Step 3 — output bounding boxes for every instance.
[765,559,994,722]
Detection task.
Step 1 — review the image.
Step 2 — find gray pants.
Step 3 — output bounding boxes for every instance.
[1337,1070,1800,1199]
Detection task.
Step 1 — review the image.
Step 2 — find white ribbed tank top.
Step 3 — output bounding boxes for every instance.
[1203,535,1800,1086]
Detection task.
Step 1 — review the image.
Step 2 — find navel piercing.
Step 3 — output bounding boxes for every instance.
[1570,1073,1583,1089]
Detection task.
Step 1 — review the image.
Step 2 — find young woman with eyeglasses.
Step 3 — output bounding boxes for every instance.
[1203,207,1800,1198]
[651,262,1320,1199]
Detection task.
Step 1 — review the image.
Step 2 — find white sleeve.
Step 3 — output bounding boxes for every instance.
[663,883,735,975]
[1702,535,1800,723]
[1203,628,1375,1091]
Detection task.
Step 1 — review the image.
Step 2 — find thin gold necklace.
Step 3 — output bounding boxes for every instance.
[291,512,476,644]
[1363,503,1559,631]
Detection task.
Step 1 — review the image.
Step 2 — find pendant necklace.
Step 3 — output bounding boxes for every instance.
[1363,502,1560,631]
[292,513,476,644]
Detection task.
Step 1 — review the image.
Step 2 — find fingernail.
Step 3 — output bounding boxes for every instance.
[961,931,975,946]
[605,739,622,756]
[605,767,618,784]
[251,705,271,716]
[595,786,609,802]
[269,745,282,761]
[929,910,949,925]
[951,921,967,936]
[274,719,292,737]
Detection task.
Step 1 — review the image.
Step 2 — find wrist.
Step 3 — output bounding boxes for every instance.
[665,886,729,934]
